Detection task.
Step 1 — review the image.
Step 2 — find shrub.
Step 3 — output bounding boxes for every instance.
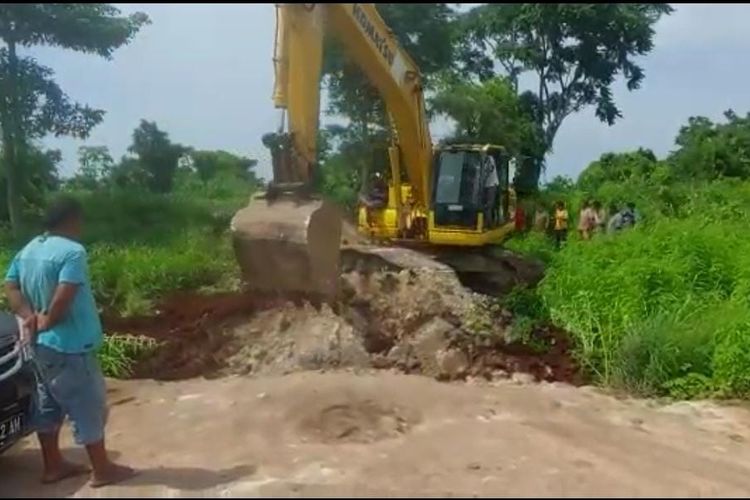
[0,191,242,317]
[98,334,159,378]
[89,231,238,316]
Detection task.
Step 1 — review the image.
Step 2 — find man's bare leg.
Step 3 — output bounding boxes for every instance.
[85,439,138,488]
[37,429,90,484]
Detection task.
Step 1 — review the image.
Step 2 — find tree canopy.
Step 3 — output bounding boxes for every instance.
[127,120,187,194]
[0,3,149,232]
[457,3,673,187]
[431,76,544,162]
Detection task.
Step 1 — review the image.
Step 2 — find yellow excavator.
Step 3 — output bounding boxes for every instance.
[231,3,530,300]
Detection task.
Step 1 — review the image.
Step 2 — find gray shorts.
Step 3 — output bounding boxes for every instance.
[32,345,107,445]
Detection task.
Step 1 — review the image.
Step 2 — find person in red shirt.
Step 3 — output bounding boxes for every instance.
[514,202,526,232]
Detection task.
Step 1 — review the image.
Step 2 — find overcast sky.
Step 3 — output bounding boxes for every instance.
[30,3,750,183]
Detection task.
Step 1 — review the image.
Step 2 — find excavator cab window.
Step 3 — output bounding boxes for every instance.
[432,149,484,228]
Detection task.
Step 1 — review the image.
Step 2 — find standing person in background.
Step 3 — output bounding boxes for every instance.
[578,200,596,240]
[592,200,607,234]
[482,154,499,227]
[534,201,550,233]
[514,199,526,232]
[608,201,639,234]
[553,200,569,249]
[4,196,137,488]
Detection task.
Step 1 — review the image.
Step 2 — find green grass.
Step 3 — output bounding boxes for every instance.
[500,178,750,400]
[537,211,750,399]
[89,230,239,316]
[98,334,160,378]
[0,189,245,317]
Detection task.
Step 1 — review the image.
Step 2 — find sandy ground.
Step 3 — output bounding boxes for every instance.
[3,372,750,498]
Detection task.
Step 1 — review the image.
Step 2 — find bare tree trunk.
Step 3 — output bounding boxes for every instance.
[2,39,23,236]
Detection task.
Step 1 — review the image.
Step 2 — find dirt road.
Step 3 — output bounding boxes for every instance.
[3,372,750,498]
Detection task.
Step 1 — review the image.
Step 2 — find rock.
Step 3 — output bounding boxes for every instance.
[436,348,469,378]
[412,317,455,349]
[511,372,536,385]
[256,392,268,400]
[467,462,482,471]
[387,344,408,362]
[410,317,455,376]
[491,369,510,381]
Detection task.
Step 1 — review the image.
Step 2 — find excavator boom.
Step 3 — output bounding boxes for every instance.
[231,3,435,299]
[230,4,518,300]
[270,3,433,205]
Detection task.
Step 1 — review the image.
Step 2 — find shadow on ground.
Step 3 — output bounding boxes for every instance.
[0,444,256,497]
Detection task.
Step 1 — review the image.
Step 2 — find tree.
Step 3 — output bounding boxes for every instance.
[190,150,258,184]
[544,174,575,193]
[431,76,543,159]
[668,111,750,181]
[127,120,187,193]
[321,4,457,188]
[314,124,391,210]
[0,144,60,222]
[324,3,456,121]
[458,3,673,188]
[72,145,114,189]
[578,148,659,192]
[109,155,149,190]
[0,4,149,233]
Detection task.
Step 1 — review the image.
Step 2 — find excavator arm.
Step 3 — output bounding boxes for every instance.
[270,3,433,208]
[231,3,520,302]
[231,3,437,300]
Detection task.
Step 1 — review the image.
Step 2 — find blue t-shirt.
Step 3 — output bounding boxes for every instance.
[4,234,102,353]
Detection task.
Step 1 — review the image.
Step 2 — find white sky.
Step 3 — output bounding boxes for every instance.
[29,3,750,183]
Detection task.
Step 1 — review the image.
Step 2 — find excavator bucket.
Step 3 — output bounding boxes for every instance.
[230,195,343,300]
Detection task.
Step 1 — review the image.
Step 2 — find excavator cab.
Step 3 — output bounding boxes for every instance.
[428,144,514,246]
[357,144,514,247]
[431,146,506,228]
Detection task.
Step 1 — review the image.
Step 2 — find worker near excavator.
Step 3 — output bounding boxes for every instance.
[4,196,137,488]
[482,153,499,227]
[607,201,639,233]
[553,200,569,248]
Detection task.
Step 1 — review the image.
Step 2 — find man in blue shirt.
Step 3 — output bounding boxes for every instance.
[5,196,136,488]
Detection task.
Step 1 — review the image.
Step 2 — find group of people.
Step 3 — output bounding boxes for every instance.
[531,199,640,248]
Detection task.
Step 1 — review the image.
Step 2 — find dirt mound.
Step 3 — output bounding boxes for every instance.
[105,292,317,380]
[106,247,581,385]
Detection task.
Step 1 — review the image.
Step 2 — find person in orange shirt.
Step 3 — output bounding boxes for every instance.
[553,200,569,249]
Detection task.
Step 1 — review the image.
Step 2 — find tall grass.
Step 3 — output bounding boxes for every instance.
[89,231,239,316]
[0,190,245,316]
[538,208,750,399]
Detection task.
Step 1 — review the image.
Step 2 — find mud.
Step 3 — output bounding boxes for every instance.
[103,247,579,385]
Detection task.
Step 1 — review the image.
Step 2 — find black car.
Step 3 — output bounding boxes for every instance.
[0,312,34,454]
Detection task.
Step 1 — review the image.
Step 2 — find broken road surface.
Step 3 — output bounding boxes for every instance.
[3,372,750,497]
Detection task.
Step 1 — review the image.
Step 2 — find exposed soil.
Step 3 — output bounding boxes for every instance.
[296,398,420,444]
[7,372,750,497]
[101,246,581,385]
